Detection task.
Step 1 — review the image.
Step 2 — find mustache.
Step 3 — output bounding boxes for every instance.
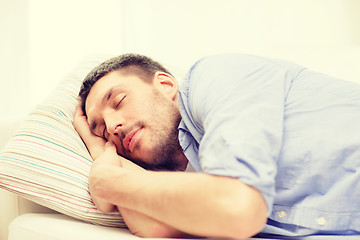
[117,121,144,141]
[113,121,145,156]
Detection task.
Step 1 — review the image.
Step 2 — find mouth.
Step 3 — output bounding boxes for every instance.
[123,128,143,152]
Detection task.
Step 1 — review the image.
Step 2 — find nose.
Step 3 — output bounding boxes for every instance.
[104,112,124,137]
[109,123,122,136]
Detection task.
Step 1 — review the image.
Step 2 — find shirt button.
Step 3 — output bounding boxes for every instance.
[316,217,326,226]
[277,210,287,218]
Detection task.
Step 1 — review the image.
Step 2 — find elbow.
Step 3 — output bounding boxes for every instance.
[227,206,267,239]
[220,189,268,239]
[133,221,186,239]
[147,224,181,238]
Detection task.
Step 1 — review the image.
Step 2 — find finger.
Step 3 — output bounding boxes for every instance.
[93,198,116,213]
[73,104,91,134]
[74,102,85,118]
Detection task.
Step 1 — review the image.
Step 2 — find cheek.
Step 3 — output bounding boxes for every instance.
[122,103,143,121]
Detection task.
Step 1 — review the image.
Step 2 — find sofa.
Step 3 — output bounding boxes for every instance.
[1,46,360,240]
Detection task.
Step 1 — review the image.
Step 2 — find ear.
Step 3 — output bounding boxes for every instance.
[153,71,179,101]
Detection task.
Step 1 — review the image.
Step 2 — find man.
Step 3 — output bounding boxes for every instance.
[74,53,360,239]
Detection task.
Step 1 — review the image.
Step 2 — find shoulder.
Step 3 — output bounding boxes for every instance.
[185,53,300,87]
[178,54,268,135]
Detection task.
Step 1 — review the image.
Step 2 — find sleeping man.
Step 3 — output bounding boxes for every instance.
[73,53,360,239]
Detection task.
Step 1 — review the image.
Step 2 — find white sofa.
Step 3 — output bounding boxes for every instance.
[1,46,360,240]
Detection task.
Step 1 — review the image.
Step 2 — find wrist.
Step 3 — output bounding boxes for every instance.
[95,152,122,167]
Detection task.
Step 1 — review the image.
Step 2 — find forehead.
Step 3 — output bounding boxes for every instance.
[85,71,149,115]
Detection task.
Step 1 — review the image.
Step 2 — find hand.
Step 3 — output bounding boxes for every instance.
[89,143,187,238]
[89,141,123,213]
[73,102,106,159]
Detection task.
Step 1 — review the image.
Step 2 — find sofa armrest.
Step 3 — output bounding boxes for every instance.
[0,115,23,240]
[0,190,18,240]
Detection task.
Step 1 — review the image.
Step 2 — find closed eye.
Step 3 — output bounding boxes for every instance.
[115,95,126,109]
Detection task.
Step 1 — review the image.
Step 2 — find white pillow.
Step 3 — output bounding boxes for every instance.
[0,56,126,227]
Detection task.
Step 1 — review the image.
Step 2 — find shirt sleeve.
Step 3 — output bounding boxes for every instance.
[187,54,298,215]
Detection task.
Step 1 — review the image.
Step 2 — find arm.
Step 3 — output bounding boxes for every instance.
[92,142,193,238]
[73,104,188,238]
[89,164,267,239]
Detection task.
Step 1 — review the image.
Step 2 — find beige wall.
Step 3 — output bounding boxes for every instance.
[0,0,30,116]
[121,0,360,72]
[28,0,123,107]
[1,0,360,117]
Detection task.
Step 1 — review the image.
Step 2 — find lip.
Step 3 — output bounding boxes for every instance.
[123,128,142,152]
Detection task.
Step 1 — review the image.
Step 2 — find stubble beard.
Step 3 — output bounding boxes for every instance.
[130,111,184,171]
[129,91,185,171]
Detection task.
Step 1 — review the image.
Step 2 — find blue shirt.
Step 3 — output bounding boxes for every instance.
[177,53,360,238]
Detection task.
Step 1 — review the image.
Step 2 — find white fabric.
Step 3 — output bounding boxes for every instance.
[8,214,137,240]
[9,213,278,240]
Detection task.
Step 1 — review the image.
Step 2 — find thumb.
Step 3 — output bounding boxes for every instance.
[104,141,116,150]
[103,141,120,158]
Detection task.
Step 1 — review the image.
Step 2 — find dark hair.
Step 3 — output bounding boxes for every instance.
[78,53,172,114]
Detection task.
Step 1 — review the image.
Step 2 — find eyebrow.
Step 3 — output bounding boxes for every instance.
[102,88,114,106]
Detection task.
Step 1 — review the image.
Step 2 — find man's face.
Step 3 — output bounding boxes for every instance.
[85,70,184,170]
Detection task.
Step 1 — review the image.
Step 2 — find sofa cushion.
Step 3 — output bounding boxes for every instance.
[0,55,126,227]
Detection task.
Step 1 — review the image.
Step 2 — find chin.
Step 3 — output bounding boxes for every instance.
[130,142,180,171]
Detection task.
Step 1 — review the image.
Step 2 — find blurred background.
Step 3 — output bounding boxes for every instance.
[1,0,360,117]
